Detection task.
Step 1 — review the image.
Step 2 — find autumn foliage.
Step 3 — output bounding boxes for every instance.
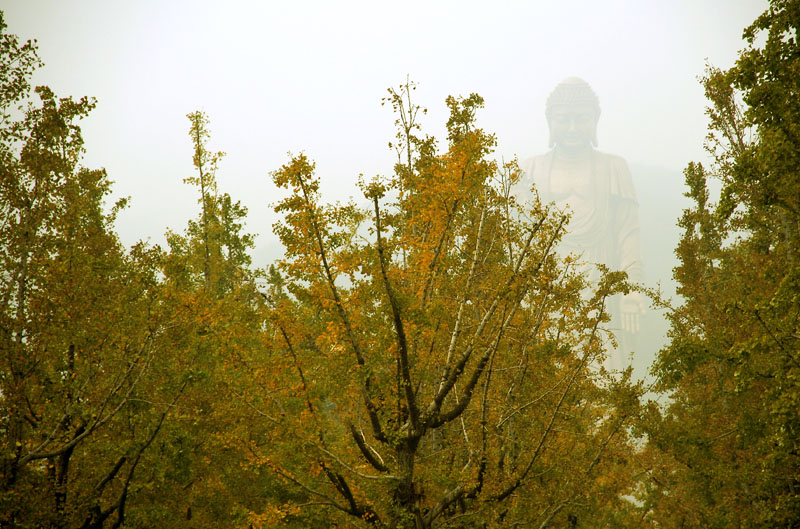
[634,2,800,527]
[243,84,640,528]
[3,1,800,527]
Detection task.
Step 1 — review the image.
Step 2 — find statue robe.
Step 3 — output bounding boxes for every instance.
[519,149,642,284]
[519,149,644,365]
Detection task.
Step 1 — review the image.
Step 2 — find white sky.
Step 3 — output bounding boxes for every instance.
[4,0,767,269]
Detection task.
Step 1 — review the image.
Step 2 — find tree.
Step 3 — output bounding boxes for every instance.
[637,1,800,527]
[248,82,641,528]
[0,13,185,528]
[0,10,644,527]
[130,110,307,528]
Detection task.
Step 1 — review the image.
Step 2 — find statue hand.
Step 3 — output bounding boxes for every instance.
[620,292,646,333]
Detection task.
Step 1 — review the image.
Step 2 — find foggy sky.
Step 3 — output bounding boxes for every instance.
[4,0,766,275]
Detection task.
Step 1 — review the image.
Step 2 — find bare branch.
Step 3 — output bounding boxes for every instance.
[495,294,606,502]
[427,214,564,426]
[348,423,389,473]
[320,446,397,481]
[439,205,487,391]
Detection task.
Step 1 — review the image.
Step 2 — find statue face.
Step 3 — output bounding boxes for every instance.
[548,103,597,150]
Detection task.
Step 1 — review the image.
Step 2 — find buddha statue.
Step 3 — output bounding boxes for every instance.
[519,77,646,368]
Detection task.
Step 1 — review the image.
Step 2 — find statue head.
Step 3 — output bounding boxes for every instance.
[546,77,600,150]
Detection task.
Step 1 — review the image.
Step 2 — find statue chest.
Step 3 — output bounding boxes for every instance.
[547,159,595,206]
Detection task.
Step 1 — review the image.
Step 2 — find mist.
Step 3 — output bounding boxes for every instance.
[3,0,767,376]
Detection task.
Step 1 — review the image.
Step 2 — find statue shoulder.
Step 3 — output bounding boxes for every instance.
[520,152,553,181]
[594,151,631,174]
[520,152,549,171]
[518,153,550,194]
[593,150,637,201]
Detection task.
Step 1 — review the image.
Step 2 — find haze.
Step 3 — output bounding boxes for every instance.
[3,1,766,355]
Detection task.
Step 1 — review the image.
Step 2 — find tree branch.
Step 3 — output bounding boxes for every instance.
[348,423,389,473]
[373,196,419,433]
[296,175,387,443]
[439,205,487,393]
[494,294,605,502]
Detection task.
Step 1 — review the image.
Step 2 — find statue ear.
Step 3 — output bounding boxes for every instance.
[591,131,598,147]
[549,134,555,148]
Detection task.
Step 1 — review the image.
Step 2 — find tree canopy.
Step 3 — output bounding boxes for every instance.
[636,1,800,527]
[2,1,800,527]
[248,83,640,528]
